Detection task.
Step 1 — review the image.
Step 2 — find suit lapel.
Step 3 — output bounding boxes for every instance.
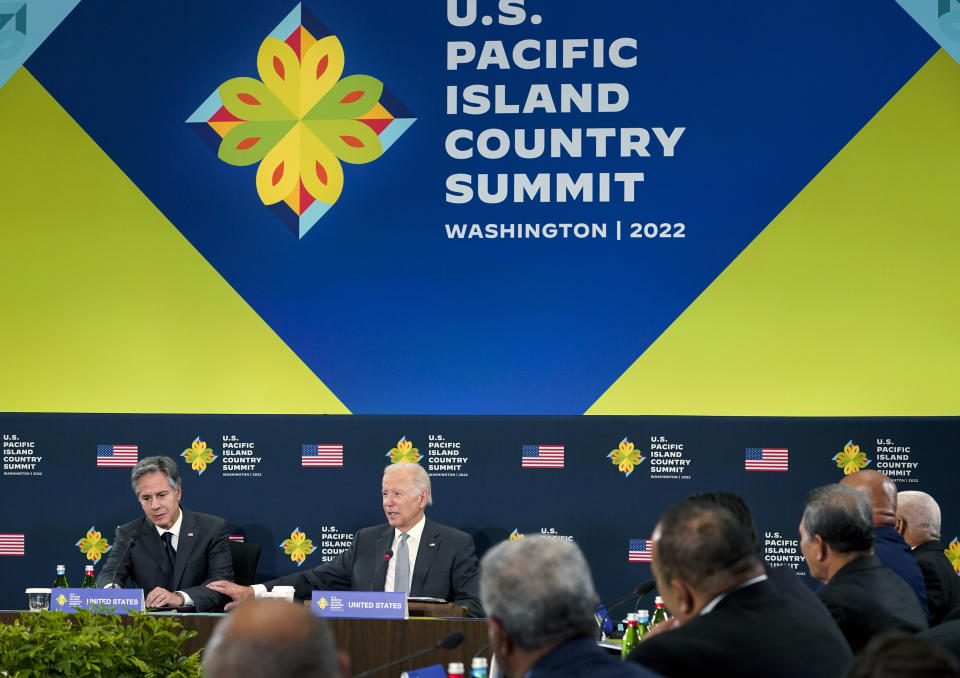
[371,525,394,592]
[172,508,196,590]
[411,518,440,595]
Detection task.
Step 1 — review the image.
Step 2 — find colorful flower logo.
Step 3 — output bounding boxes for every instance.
[317,596,329,609]
[509,529,524,541]
[832,440,871,475]
[280,527,317,567]
[607,437,645,477]
[182,437,218,475]
[56,593,66,607]
[386,436,422,464]
[187,5,415,238]
[75,526,111,563]
[946,539,960,575]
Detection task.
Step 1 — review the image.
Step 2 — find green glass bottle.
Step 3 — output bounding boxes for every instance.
[621,612,639,660]
[81,565,96,588]
[637,609,650,639]
[53,564,69,588]
[650,596,669,627]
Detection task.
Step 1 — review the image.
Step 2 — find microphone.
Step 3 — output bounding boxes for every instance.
[352,631,464,678]
[109,535,137,589]
[596,579,655,638]
[367,549,393,590]
[473,642,490,658]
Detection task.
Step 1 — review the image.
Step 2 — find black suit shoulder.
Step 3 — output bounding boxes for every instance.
[914,540,960,625]
[629,581,851,678]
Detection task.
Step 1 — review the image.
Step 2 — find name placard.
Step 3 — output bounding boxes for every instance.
[310,590,407,619]
[50,588,145,614]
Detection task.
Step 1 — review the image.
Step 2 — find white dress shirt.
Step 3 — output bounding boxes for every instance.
[155,510,192,606]
[386,515,425,593]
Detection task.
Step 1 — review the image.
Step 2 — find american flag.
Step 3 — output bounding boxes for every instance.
[97,445,138,468]
[521,444,564,468]
[229,535,245,543]
[302,444,344,467]
[745,448,789,472]
[629,538,652,562]
[0,533,25,556]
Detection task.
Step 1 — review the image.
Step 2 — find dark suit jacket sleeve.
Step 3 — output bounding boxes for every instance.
[96,523,136,588]
[448,529,483,618]
[178,515,234,611]
[265,536,357,599]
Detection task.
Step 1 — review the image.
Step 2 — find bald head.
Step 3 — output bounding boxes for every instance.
[839,469,897,526]
[204,599,344,678]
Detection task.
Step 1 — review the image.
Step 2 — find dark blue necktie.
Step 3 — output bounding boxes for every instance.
[161,531,177,583]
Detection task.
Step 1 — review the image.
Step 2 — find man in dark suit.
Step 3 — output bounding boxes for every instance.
[209,462,483,617]
[897,490,960,625]
[627,501,852,678]
[840,469,929,618]
[481,535,661,678]
[800,483,928,653]
[97,455,234,611]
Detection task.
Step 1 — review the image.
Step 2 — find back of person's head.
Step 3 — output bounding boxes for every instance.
[802,484,874,554]
[685,491,760,554]
[655,500,760,588]
[480,535,598,651]
[204,599,343,678]
[845,632,960,678]
[897,490,941,540]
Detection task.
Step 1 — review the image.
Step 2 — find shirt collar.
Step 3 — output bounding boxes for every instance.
[155,508,183,538]
[699,574,767,616]
[395,514,426,543]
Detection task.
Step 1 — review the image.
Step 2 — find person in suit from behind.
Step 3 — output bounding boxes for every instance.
[840,469,929,618]
[209,462,484,617]
[896,490,960,626]
[96,455,234,611]
[204,598,349,678]
[685,491,836,626]
[800,483,928,654]
[844,631,960,678]
[481,535,662,678]
[627,500,852,678]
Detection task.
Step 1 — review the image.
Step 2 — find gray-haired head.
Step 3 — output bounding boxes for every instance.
[802,484,874,554]
[130,456,181,496]
[383,462,432,506]
[898,491,941,541]
[480,536,598,651]
[205,599,342,678]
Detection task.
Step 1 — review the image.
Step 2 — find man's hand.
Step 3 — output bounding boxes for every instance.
[207,580,255,611]
[644,617,681,639]
[145,587,184,608]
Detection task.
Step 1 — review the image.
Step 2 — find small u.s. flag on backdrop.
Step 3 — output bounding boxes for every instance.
[97,445,138,468]
[229,535,245,543]
[629,538,652,562]
[521,444,564,468]
[745,448,789,472]
[301,444,344,467]
[0,533,25,556]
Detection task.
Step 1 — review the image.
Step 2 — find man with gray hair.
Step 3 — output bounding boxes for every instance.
[97,455,234,611]
[481,536,661,678]
[210,462,483,616]
[800,484,927,652]
[204,598,348,678]
[897,490,960,625]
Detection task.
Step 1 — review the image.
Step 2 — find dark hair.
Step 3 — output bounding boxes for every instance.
[845,632,960,678]
[130,456,181,495]
[686,491,759,555]
[656,501,760,585]
[802,485,874,554]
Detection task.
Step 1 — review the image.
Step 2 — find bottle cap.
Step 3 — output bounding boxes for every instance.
[654,596,664,605]
[472,657,488,668]
[448,662,465,675]
[626,612,638,621]
[638,609,650,618]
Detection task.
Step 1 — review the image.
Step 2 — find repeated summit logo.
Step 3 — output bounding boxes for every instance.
[833,440,871,475]
[186,4,416,239]
[182,436,218,475]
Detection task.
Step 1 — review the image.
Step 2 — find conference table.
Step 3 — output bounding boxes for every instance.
[0,608,490,675]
